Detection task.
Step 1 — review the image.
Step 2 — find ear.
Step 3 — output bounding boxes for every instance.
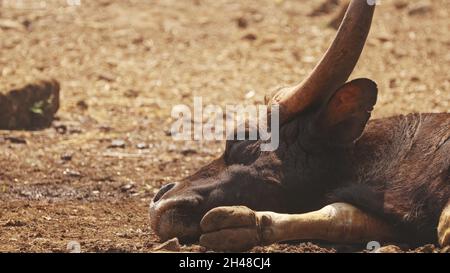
[313,78,378,145]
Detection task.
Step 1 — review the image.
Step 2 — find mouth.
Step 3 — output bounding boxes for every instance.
[149,197,204,242]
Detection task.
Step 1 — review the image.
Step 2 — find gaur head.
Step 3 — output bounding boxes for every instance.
[150,0,378,241]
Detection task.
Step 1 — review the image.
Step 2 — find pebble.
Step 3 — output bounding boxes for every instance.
[63,169,82,178]
[5,137,27,144]
[136,143,148,149]
[242,33,257,41]
[236,17,248,29]
[60,153,73,161]
[154,238,181,252]
[408,3,432,16]
[0,19,25,31]
[375,245,402,253]
[109,139,126,148]
[120,183,135,192]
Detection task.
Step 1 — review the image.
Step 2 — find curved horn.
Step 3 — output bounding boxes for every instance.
[270,0,376,124]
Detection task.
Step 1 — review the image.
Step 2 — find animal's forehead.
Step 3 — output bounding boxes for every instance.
[225,139,261,164]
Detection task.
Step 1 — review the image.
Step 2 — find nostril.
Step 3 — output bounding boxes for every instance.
[153,182,177,203]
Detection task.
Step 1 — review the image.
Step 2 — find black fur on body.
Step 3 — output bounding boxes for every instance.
[274,112,450,244]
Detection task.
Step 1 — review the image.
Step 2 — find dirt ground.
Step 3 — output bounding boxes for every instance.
[0,0,449,253]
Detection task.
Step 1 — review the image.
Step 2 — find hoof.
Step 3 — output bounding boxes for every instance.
[199,206,261,252]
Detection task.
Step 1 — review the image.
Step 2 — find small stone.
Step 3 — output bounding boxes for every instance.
[98,125,113,132]
[109,139,126,148]
[236,17,248,29]
[394,1,409,10]
[136,143,148,149]
[120,183,135,192]
[54,124,68,134]
[22,19,32,30]
[164,129,172,137]
[408,3,432,16]
[302,56,316,63]
[67,241,81,253]
[124,89,139,98]
[97,72,116,82]
[76,100,88,111]
[154,238,181,252]
[3,219,27,227]
[376,34,392,43]
[244,90,255,100]
[5,137,27,144]
[389,79,398,89]
[181,148,197,156]
[414,244,436,253]
[410,76,421,82]
[60,153,73,161]
[63,169,82,178]
[0,19,25,31]
[242,33,257,41]
[375,245,402,253]
[19,191,32,197]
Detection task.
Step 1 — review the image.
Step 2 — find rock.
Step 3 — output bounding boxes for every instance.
[67,241,82,253]
[389,79,398,89]
[376,34,392,43]
[244,90,255,100]
[76,100,88,111]
[408,3,433,16]
[63,169,82,178]
[3,219,27,227]
[375,245,402,253]
[154,238,181,252]
[120,183,135,192]
[181,147,197,156]
[124,89,139,98]
[109,139,126,148]
[98,125,113,132]
[0,80,60,130]
[410,76,421,82]
[236,17,248,29]
[413,244,436,253]
[4,137,27,144]
[136,143,148,149]
[0,19,26,31]
[302,56,316,64]
[97,72,116,82]
[22,19,32,30]
[242,33,257,41]
[394,1,409,10]
[60,153,73,161]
